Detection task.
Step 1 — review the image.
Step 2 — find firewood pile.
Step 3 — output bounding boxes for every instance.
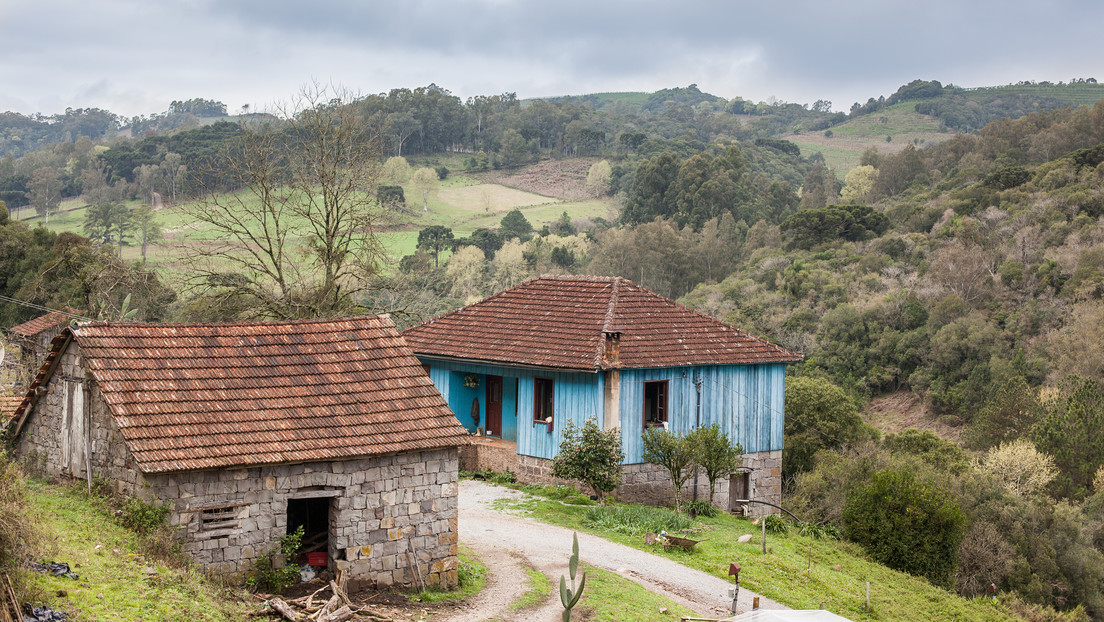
[255,575,394,622]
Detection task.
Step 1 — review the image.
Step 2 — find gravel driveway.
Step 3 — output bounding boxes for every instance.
[436,479,787,621]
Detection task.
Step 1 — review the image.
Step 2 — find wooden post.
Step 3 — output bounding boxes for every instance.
[866,581,870,609]
[761,518,767,554]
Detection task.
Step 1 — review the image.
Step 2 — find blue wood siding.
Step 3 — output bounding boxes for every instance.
[419,358,602,458]
[619,364,786,464]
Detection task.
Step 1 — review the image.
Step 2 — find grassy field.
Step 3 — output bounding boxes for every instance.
[497,486,1022,622]
[14,170,616,273]
[960,83,1104,106]
[783,102,955,175]
[15,481,249,622]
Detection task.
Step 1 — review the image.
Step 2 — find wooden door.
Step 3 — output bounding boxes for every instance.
[485,375,503,437]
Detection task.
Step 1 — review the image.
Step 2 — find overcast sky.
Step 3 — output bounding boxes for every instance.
[2,0,1101,119]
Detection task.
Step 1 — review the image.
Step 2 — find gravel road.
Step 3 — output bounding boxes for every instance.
[435,480,787,621]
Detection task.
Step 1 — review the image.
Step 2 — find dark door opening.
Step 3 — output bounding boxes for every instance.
[287,497,331,566]
[729,472,751,513]
[486,375,503,437]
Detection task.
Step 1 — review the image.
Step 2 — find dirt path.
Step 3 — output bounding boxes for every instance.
[434,480,787,621]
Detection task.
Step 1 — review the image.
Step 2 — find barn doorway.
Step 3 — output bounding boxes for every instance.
[287,496,331,567]
[729,471,751,514]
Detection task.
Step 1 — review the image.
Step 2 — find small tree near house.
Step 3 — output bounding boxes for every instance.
[641,427,695,512]
[552,417,624,501]
[687,423,743,504]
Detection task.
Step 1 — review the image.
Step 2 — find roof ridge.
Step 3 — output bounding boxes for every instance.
[75,315,387,330]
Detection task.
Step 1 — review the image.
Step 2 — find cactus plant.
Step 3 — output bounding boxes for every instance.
[559,532,586,622]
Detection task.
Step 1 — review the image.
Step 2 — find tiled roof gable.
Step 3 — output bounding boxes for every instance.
[15,316,467,473]
[402,275,801,370]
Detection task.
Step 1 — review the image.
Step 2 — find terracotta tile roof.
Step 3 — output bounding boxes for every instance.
[8,308,83,338]
[15,316,467,473]
[1,395,24,424]
[402,275,801,370]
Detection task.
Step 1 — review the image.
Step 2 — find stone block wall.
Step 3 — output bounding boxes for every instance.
[148,447,460,589]
[515,450,782,516]
[459,441,520,474]
[15,344,145,495]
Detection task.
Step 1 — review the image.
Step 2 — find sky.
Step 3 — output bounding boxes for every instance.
[2,0,1101,119]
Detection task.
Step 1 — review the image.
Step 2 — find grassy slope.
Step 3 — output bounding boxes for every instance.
[499,492,1017,622]
[16,481,249,622]
[960,82,1104,106]
[784,102,953,175]
[15,167,615,271]
[578,563,697,621]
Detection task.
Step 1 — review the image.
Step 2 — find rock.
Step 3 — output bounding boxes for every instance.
[832,564,842,571]
[737,534,753,543]
[56,590,67,598]
[96,593,104,599]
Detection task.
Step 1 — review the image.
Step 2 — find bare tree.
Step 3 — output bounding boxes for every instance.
[182,85,387,320]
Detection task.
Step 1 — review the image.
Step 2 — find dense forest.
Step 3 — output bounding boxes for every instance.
[4,80,1104,619]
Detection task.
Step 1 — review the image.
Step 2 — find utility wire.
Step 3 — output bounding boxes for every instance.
[0,293,89,318]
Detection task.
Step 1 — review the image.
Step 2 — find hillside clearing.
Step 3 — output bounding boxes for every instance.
[14,481,249,622]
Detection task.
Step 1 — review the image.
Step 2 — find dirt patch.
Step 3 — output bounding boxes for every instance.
[863,391,965,444]
[437,184,554,213]
[482,159,598,200]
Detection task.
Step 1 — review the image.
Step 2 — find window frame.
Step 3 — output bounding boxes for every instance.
[642,379,669,430]
[533,377,554,426]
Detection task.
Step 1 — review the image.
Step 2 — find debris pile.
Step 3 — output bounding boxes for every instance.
[28,562,78,581]
[21,604,69,621]
[259,578,394,622]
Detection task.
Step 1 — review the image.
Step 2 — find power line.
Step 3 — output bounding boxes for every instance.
[0,294,88,321]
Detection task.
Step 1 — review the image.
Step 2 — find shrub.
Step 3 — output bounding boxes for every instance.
[682,499,717,518]
[582,504,691,537]
[119,496,171,535]
[842,468,967,588]
[0,452,33,570]
[245,526,304,593]
[759,513,789,534]
[552,417,623,500]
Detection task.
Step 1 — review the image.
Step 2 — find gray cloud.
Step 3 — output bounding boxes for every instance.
[1,0,1101,118]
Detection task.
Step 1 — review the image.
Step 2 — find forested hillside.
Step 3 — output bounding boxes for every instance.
[4,80,1104,619]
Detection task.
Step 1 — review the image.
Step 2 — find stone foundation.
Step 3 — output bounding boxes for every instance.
[459,440,520,474]
[505,450,782,516]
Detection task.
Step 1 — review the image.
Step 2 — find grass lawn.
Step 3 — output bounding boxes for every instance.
[576,563,697,621]
[15,480,250,622]
[495,487,1020,622]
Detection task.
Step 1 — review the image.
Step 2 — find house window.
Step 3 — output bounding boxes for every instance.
[643,380,668,429]
[534,377,554,424]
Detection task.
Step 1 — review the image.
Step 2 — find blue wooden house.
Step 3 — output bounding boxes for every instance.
[402,275,801,511]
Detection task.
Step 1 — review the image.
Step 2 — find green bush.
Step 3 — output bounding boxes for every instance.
[683,499,717,518]
[552,417,623,499]
[118,495,171,535]
[842,468,966,588]
[246,526,304,593]
[582,504,691,536]
[760,513,789,534]
[0,452,32,570]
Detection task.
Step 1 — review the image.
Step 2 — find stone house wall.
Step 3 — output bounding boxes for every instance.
[15,343,461,589]
[515,450,782,517]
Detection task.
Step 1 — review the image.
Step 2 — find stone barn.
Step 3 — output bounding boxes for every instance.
[10,315,469,589]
